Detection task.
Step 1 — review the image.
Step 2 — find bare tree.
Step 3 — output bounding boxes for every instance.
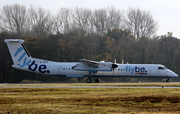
[90,7,124,35]
[28,6,54,36]
[92,9,107,35]
[71,7,92,35]
[55,8,73,34]
[106,6,123,30]
[0,4,27,37]
[53,9,64,35]
[125,7,158,39]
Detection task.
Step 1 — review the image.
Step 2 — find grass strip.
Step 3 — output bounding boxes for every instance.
[0,87,180,113]
[1,83,180,87]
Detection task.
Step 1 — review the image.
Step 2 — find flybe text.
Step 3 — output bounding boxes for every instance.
[15,47,50,74]
[125,66,147,74]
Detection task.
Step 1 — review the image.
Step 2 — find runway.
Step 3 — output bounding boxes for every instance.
[1,83,180,88]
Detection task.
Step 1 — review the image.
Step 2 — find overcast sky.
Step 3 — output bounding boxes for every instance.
[1,0,180,38]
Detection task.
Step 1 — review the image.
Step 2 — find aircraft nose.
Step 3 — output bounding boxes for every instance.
[174,73,178,78]
[168,70,178,78]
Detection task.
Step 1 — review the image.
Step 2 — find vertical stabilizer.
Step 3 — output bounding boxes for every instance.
[4,39,31,66]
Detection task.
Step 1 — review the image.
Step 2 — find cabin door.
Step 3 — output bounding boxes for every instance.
[58,66,63,75]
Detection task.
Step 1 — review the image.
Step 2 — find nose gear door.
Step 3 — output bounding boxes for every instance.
[166,71,169,77]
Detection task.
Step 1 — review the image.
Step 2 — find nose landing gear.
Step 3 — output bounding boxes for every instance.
[95,78,100,83]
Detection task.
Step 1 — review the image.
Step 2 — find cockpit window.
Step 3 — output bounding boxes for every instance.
[158,67,167,70]
[158,67,163,70]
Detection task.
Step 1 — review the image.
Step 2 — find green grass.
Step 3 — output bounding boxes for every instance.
[0,85,180,113]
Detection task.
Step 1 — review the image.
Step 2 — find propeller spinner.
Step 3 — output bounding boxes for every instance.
[112,63,118,69]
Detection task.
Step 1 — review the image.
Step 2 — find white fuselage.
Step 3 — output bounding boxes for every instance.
[12,58,178,78]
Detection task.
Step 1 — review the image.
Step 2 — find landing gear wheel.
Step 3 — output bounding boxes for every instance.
[86,78,91,83]
[166,79,170,82]
[95,79,100,83]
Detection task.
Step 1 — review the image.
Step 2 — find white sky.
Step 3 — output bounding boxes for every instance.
[1,0,180,38]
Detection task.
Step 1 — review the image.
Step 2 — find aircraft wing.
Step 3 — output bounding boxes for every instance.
[72,59,118,73]
[79,59,99,65]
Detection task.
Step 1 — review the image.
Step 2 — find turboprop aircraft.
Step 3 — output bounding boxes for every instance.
[4,39,178,83]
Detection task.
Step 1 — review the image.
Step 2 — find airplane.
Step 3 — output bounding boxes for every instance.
[4,39,178,83]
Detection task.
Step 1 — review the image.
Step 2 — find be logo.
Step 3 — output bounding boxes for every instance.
[28,61,50,73]
[134,66,147,73]
[126,66,147,74]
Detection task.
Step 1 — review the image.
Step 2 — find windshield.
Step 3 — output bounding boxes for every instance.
[158,66,167,70]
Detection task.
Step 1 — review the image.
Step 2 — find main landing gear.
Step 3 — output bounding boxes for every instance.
[166,78,170,82]
[86,78,91,83]
[86,78,100,83]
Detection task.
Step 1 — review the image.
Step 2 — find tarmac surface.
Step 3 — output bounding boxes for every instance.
[0,83,180,88]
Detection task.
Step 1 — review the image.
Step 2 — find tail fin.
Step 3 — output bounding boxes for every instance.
[4,39,32,67]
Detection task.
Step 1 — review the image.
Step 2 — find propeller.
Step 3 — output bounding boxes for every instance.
[112,55,118,70]
[112,63,118,69]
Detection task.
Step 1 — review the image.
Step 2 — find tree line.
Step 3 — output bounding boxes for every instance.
[0,4,157,38]
[0,4,179,83]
